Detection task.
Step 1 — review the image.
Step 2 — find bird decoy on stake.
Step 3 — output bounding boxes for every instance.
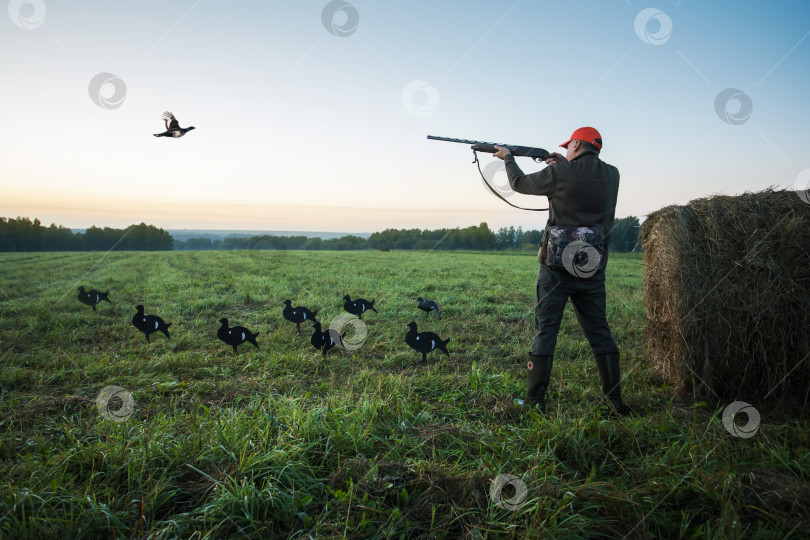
[132,305,172,343]
[342,295,377,319]
[404,321,450,363]
[217,317,259,355]
[417,297,441,319]
[282,300,318,334]
[310,320,341,357]
[77,286,111,311]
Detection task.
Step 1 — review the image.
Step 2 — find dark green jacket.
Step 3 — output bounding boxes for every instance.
[503,150,620,271]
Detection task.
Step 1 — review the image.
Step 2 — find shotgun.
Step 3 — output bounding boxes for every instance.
[427,135,550,162]
[426,135,549,211]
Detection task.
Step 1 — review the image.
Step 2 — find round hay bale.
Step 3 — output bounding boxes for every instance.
[641,188,810,409]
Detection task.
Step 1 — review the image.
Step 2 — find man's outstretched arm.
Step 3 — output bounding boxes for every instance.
[493,145,561,196]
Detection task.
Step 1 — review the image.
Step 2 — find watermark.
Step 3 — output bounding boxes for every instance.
[634,8,672,46]
[561,240,601,278]
[793,168,810,205]
[401,80,440,118]
[88,73,127,110]
[481,160,514,200]
[321,0,359,37]
[96,385,135,423]
[328,313,368,351]
[722,401,760,438]
[8,0,46,30]
[490,473,528,511]
[714,88,753,125]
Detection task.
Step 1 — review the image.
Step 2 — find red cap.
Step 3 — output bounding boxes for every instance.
[560,127,603,150]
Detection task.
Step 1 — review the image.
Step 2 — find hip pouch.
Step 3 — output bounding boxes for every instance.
[543,225,605,276]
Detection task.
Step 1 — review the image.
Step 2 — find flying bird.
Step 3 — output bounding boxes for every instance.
[217,317,259,355]
[282,300,318,334]
[405,321,450,363]
[342,295,377,319]
[131,305,171,343]
[417,297,441,319]
[153,111,196,138]
[77,286,111,311]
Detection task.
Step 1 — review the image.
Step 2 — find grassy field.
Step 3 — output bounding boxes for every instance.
[0,250,807,539]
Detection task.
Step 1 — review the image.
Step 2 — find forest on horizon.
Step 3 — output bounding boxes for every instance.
[0,216,641,253]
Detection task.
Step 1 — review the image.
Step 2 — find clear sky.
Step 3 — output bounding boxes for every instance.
[2,1,809,233]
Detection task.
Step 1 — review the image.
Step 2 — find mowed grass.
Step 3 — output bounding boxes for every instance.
[0,250,807,539]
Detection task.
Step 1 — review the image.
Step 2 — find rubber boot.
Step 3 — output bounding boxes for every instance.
[514,353,553,412]
[595,353,630,416]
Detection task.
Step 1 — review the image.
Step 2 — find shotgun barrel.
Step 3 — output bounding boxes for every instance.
[427,135,550,162]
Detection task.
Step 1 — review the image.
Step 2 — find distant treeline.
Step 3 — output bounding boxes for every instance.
[175,217,641,252]
[0,218,173,251]
[0,216,641,252]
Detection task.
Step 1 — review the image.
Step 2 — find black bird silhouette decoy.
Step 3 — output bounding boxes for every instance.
[217,318,259,355]
[342,295,377,319]
[417,297,441,319]
[77,286,111,311]
[131,305,171,343]
[405,321,450,363]
[282,300,318,334]
[153,111,196,138]
[310,321,340,357]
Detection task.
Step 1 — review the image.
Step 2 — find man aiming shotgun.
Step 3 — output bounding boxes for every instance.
[491,127,629,416]
[425,128,629,415]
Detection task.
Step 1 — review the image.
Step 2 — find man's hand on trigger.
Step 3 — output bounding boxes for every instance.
[493,145,511,160]
[545,152,567,165]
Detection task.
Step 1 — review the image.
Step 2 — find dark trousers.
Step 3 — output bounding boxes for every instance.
[532,264,618,357]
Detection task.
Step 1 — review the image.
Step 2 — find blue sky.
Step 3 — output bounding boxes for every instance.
[1,1,809,232]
